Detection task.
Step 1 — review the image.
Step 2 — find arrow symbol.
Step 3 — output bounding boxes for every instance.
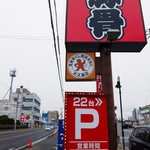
[95,98,102,106]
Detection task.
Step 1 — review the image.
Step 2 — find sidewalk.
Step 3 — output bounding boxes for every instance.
[117,144,129,150]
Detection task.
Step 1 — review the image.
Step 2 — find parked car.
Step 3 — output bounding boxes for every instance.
[129,125,150,150]
[123,123,133,129]
[45,126,51,131]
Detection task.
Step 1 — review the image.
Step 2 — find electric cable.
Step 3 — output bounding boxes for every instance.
[48,0,64,102]
[0,35,51,40]
[2,88,10,100]
[53,0,64,97]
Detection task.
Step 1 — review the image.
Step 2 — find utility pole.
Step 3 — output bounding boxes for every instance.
[9,69,17,130]
[115,77,125,150]
[9,69,16,100]
[96,49,117,150]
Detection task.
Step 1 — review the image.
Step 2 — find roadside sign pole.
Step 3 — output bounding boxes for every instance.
[57,119,64,150]
[96,49,117,150]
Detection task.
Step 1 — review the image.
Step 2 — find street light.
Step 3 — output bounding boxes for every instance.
[115,76,125,150]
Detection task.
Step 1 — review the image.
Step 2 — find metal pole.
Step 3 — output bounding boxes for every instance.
[9,69,16,100]
[14,102,18,130]
[9,76,13,100]
[116,77,125,149]
[119,85,125,150]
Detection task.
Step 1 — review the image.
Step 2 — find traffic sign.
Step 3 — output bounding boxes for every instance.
[57,119,64,150]
[64,92,109,149]
[20,115,25,123]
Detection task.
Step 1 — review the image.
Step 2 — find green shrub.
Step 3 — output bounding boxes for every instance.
[0,115,28,130]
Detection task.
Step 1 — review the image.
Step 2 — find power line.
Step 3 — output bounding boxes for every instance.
[54,0,61,55]
[0,35,52,40]
[53,0,64,96]
[47,0,64,102]
[2,88,10,100]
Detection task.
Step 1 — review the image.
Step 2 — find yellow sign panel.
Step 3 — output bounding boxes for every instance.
[66,52,95,81]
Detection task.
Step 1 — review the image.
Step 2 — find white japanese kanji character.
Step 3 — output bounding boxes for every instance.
[89,143,95,149]
[95,143,100,149]
[77,143,83,149]
[83,143,88,149]
[88,100,94,106]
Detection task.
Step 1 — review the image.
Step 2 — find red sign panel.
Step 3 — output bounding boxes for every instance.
[96,75,102,92]
[65,0,147,52]
[64,92,109,150]
[20,115,25,123]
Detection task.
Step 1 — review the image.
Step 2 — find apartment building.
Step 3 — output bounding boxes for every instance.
[0,86,41,128]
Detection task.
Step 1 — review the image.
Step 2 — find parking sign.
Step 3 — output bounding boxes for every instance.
[64,92,109,150]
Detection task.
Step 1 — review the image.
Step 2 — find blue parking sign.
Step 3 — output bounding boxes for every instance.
[57,119,64,150]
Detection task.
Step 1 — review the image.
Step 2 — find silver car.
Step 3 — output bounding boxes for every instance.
[45,126,51,131]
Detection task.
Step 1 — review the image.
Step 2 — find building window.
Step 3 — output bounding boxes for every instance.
[34,99,40,106]
[4,107,9,111]
[22,106,32,110]
[23,98,33,102]
[14,98,18,102]
[33,115,39,120]
[34,107,40,113]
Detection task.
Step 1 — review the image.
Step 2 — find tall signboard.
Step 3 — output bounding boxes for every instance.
[64,92,109,149]
[65,0,147,52]
[65,0,147,149]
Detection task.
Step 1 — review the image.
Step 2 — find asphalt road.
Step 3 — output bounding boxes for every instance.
[0,128,56,150]
[24,128,132,150]
[0,128,132,150]
[24,132,58,150]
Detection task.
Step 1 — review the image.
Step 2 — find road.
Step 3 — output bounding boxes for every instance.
[24,131,58,150]
[0,128,56,150]
[0,128,132,150]
[25,128,132,150]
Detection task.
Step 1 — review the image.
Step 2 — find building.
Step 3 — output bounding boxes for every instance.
[47,110,59,124]
[41,111,59,127]
[139,105,150,125]
[0,99,16,118]
[132,108,140,125]
[0,86,41,128]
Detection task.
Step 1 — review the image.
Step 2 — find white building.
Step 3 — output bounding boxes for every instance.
[0,86,41,128]
[0,99,16,118]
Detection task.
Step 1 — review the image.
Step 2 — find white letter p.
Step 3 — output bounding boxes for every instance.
[75,108,99,139]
